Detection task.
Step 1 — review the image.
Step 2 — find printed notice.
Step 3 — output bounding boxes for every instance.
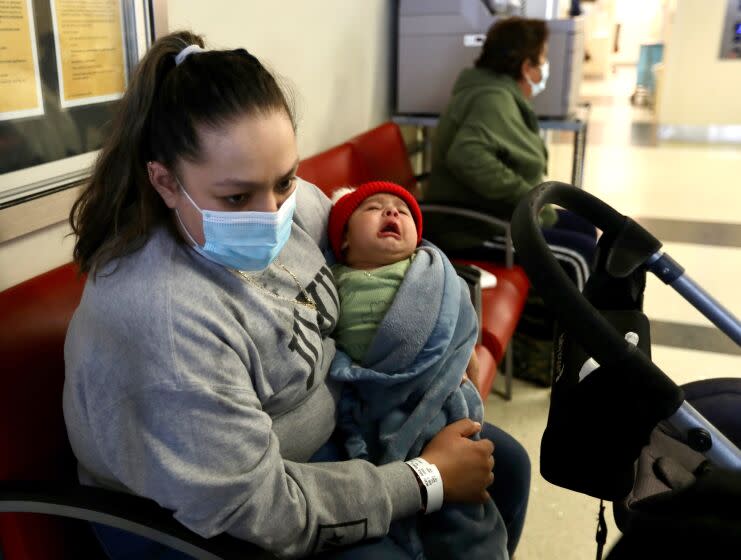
[0,0,44,121]
[50,0,126,108]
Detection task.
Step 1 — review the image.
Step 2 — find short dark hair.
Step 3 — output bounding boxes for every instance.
[475,17,548,80]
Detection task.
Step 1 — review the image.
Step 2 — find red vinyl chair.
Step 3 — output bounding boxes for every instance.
[348,122,420,197]
[296,143,371,199]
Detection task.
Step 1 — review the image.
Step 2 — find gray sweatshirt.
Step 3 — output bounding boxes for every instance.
[62,180,421,558]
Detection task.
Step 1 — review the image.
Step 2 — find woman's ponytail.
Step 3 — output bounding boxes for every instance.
[72,29,293,276]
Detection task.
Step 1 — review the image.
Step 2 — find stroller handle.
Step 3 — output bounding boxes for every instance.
[511,181,660,371]
[512,181,741,470]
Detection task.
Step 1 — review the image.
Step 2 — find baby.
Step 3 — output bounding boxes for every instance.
[329,181,481,378]
[327,181,507,560]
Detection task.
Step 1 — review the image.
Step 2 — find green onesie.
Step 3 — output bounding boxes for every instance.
[331,256,413,362]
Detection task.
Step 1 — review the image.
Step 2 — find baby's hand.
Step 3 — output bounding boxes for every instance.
[461,350,480,391]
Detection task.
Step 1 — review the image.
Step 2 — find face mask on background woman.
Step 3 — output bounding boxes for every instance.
[527,60,549,97]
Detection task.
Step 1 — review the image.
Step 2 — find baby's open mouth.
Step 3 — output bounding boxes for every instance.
[378,221,401,238]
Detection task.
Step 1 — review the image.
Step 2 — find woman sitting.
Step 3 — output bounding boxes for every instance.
[425,17,595,289]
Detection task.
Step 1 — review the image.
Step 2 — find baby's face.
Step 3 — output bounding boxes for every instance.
[343,193,418,269]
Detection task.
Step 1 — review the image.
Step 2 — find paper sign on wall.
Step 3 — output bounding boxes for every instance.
[50,0,127,108]
[0,0,44,121]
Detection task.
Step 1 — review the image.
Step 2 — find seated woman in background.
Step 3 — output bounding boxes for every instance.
[425,17,595,290]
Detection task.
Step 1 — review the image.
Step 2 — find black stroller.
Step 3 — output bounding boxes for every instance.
[510,182,741,558]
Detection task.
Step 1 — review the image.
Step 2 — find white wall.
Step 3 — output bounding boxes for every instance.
[167,0,394,158]
[613,0,665,64]
[657,0,741,127]
[0,0,394,290]
[0,222,75,291]
[525,0,560,19]
[578,0,616,79]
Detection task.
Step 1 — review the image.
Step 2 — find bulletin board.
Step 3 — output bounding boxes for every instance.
[0,0,153,208]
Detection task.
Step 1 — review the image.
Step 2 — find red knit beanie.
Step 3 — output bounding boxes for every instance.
[328,181,423,261]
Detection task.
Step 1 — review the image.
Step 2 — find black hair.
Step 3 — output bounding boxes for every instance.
[475,17,549,80]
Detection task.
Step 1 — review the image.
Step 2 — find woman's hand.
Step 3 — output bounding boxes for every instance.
[420,419,494,503]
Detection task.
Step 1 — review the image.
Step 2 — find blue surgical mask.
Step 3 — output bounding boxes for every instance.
[175,178,297,272]
[527,60,549,97]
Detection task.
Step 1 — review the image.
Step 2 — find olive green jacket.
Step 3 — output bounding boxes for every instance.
[425,68,556,250]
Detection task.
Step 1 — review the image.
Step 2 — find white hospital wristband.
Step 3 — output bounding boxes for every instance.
[405,457,444,514]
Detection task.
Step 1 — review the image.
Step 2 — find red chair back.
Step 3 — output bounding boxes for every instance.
[348,122,417,193]
[297,123,419,201]
[0,263,100,559]
[297,143,371,199]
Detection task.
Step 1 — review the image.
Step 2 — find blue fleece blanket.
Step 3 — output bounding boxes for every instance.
[330,242,508,560]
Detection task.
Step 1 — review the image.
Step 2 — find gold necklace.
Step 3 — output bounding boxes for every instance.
[233,259,317,310]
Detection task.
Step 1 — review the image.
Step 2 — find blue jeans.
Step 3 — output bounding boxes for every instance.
[450,209,597,290]
[93,423,530,559]
[92,522,195,560]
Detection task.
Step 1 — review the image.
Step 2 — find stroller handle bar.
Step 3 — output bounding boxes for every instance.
[512,181,741,470]
[646,252,741,345]
[511,182,655,369]
[512,181,741,354]
[669,402,741,469]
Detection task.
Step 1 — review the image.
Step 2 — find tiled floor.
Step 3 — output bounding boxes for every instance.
[485,66,741,559]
